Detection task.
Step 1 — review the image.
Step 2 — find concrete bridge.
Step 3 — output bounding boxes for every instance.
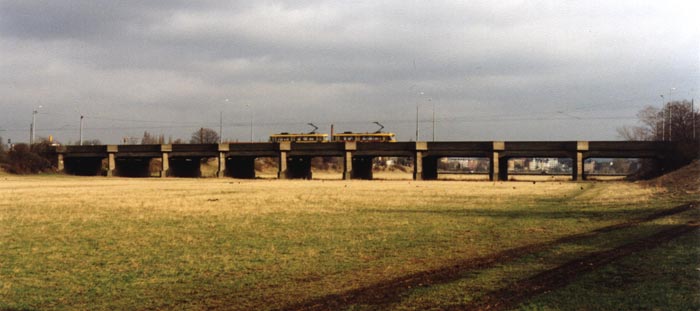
[54,141,684,180]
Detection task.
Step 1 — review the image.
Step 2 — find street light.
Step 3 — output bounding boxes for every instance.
[79,114,84,145]
[660,95,665,141]
[415,92,433,141]
[430,98,435,141]
[221,98,229,144]
[245,104,253,142]
[75,106,84,146]
[30,105,42,145]
[669,88,675,141]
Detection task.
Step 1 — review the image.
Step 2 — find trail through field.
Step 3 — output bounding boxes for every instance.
[455,221,700,311]
[280,202,698,311]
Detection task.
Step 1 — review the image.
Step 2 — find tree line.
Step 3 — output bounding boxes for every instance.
[1,101,697,175]
[617,100,698,143]
[128,128,221,145]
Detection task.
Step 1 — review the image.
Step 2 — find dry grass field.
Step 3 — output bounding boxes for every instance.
[1,173,698,310]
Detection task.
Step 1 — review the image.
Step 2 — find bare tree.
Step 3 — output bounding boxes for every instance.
[617,100,698,142]
[190,128,220,144]
[141,131,165,144]
[83,139,102,146]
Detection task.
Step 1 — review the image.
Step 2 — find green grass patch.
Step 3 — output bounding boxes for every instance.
[517,222,700,311]
[0,176,696,310]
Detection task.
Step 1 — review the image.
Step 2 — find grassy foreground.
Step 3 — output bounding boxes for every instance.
[0,175,697,310]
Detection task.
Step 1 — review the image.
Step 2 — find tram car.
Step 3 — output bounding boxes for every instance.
[269,123,329,143]
[331,122,396,142]
[269,132,328,143]
[269,122,396,143]
[331,132,396,142]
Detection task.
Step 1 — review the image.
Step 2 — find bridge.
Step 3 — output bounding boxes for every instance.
[54,141,691,180]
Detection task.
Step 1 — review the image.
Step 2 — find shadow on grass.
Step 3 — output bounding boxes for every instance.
[361,205,665,221]
[279,203,697,311]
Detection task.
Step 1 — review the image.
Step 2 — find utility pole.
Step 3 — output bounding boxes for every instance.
[219,111,223,144]
[431,99,435,142]
[246,104,253,142]
[79,115,84,145]
[692,99,696,141]
[669,88,675,141]
[660,95,665,141]
[415,103,419,141]
[669,102,673,141]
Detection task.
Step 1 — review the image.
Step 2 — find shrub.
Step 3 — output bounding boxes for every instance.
[5,143,53,174]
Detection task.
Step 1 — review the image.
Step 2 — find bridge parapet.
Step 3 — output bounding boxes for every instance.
[355,142,416,157]
[228,142,279,157]
[290,142,345,156]
[114,144,162,158]
[62,145,109,157]
[425,141,493,157]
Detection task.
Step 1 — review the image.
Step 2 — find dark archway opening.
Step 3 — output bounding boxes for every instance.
[64,157,104,176]
[115,158,152,177]
[169,157,202,178]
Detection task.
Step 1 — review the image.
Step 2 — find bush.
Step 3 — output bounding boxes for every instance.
[5,143,53,174]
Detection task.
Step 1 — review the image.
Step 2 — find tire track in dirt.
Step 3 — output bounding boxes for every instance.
[454,221,700,311]
[279,202,697,311]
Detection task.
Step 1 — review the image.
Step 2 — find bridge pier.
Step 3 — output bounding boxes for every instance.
[413,142,428,180]
[56,153,65,173]
[160,144,171,178]
[216,143,228,178]
[278,141,290,179]
[490,142,505,181]
[107,145,117,177]
[573,141,588,181]
[343,142,356,180]
[343,152,353,180]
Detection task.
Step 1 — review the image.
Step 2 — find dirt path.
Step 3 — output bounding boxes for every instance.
[455,221,700,311]
[279,202,697,311]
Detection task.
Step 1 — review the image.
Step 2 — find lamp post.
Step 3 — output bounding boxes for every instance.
[30,105,42,145]
[246,104,253,142]
[431,98,435,142]
[221,98,230,144]
[415,105,419,141]
[79,114,84,145]
[660,95,665,141]
[669,88,675,141]
[219,111,223,144]
[415,92,433,141]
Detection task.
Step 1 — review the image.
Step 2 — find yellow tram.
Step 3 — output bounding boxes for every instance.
[269,132,329,143]
[269,122,396,143]
[330,132,396,142]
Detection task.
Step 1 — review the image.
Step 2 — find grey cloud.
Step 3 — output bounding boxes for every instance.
[0,1,697,144]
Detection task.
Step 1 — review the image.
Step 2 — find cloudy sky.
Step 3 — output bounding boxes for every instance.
[1,0,698,144]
